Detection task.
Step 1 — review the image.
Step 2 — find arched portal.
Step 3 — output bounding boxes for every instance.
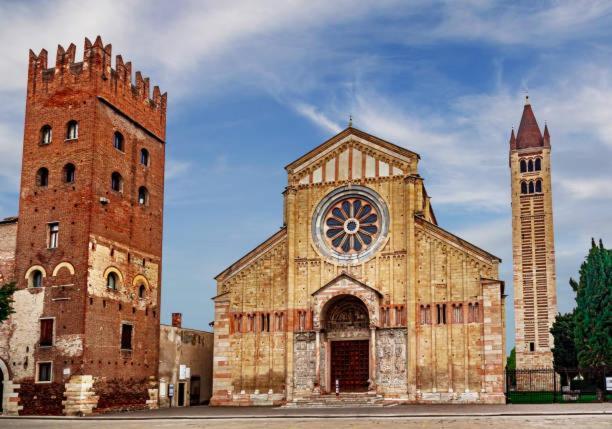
[323,295,371,392]
[0,358,9,414]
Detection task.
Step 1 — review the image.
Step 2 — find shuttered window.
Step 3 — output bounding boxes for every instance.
[40,319,54,347]
[121,323,133,350]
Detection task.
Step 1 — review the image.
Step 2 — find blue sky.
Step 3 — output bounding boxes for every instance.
[1,1,611,353]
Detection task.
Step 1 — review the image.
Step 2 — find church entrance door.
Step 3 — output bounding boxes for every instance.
[330,340,369,392]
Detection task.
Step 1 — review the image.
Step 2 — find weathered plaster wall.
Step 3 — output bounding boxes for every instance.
[0,219,17,285]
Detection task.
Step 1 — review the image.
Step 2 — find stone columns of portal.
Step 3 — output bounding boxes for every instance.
[369,327,377,391]
[315,331,321,391]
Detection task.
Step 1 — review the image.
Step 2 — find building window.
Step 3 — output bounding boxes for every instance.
[36,167,49,187]
[520,159,526,173]
[40,125,52,145]
[140,148,149,166]
[528,181,535,194]
[37,362,52,383]
[107,272,119,290]
[452,304,463,323]
[535,179,542,193]
[275,312,284,331]
[113,132,124,152]
[234,314,243,333]
[138,284,146,299]
[48,222,59,249]
[436,303,447,324]
[468,302,480,323]
[66,120,78,140]
[138,186,149,206]
[527,159,533,172]
[529,342,535,352]
[419,305,431,325]
[395,306,404,326]
[520,181,527,194]
[298,311,307,331]
[40,318,54,347]
[63,163,76,183]
[260,313,270,332]
[111,172,123,192]
[534,158,541,171]
[121,323,133,350]
[29,269,44,288]
[247,314,255,332]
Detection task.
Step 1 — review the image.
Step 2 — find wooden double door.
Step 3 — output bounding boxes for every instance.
[330,340,369,392]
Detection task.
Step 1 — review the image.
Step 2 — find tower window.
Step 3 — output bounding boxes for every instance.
[452,304,463,323]
[107,272,119,290]
[138,186,149,206]
[48,222,59,249]
[138,284,146,299]
[520,181,527,195]
[534,158,541,171]
[66,120,78,140]
[36,167,49,187]
[39,318,54,347]
[140,148,149,166]
[113,132,124,152]
[63,163,76,183]
[520,159,527,173]
[535,179,542,193]
[30,269,44,288]
[436,303,447,324]
[529,342,535,352]
[111,172,123,192]
[40,125,52,145]
[528,181,535,194]
[121,323,133,350]
[37,362,52,383]
[527,159,533,172]
[419,305,431,325]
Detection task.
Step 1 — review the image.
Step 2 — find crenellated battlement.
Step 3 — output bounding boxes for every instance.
[28,36,167,135]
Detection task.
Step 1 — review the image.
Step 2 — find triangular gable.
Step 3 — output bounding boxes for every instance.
[311,272,382,297]
[286,127,419,186]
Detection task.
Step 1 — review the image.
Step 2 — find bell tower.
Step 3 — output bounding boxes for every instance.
[509,97,557,369]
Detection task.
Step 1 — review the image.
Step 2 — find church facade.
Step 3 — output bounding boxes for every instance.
[211,127,506,405]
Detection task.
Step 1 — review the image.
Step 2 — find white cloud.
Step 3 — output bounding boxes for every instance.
[293,103,342,134]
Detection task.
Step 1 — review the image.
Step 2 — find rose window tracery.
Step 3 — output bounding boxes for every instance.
[324,198,380,254]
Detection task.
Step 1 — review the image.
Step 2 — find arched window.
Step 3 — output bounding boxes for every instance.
[528,181,535,194]
[107,272,119,290]
[63,163,76,183]
[138,186,149,206]
[36,167,49,187]
[66,120,78,140]
[140,148,149,166]
[535,158,541,171]
[31,270,43,288]
[111,172,123,192]
[520,159,527,173]
[520,181,527,194]
[535,179,542,193]
[40,125,52,145]
[113,132,124,152]
[527,159,533,172]
[138,284,146,299]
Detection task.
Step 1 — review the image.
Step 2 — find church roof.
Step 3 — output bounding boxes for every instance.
[514,97,548,150]
[285,126,419,173]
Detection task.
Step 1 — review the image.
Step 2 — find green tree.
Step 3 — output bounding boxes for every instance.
[506,347,516,370]
[550,311,578,369]
[572,239,612,368]
[0,282,17,323]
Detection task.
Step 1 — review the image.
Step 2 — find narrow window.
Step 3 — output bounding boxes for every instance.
[113,132,124,152]
[528,181,535,194]
[138,186,149,206]
[48,222,59,249]
[66,120,78,140]
[30,270,43,288]
[520,159,526,173]
[40,319,54,347]
[473,303,480,323]
[420,305,430,325]
[111,172,123,192]
[520,181,527,194]
[468,303,474,323]
[535,179,542,193]
[140,148,149,166]
[237,315,243,333]
[248,314,254,332]
[36,168,49,187]
[138,284,146,299]
[529,342,535,352]
[107,272,118,290]
[395,307,402,326]
[63,163,76,183]
[527,159,533,172]
[453,304,463,323]
[37,362,52,382]
[534,158,541,171]
[436,304,447,324]
[121,323,133,350]
[40,125,52,145]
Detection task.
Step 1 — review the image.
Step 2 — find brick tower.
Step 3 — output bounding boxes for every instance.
[9,36,166,414]
[509,97,557,369]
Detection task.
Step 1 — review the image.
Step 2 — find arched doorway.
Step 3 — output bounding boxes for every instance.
[0,358,8,414]
[323,295,370,392]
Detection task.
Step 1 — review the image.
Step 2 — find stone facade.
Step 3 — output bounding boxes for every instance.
[158,314,214,407]
[509,98,557,369]
[0,36,167,415]
[211,127,506,405]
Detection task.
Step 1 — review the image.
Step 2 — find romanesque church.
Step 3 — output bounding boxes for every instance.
[211,127,506,405]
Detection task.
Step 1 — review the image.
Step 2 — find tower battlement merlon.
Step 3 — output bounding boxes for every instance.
[26,36,167,123]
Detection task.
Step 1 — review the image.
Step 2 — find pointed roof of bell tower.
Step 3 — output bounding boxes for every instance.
[515,96,546,150]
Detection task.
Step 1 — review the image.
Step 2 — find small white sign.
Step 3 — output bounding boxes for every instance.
[179,364,187,380]
[169,384,175,397]
[606,377,612,391]
[186,367,191,379]
[159,382,167,398]
[63,367,71,376]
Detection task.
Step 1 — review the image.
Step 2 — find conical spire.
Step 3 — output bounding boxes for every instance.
[515,96,544,149]
[509,128,516,150]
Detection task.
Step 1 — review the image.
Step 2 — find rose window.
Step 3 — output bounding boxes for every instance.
[324,198,380,254]
[312,185,389,264]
